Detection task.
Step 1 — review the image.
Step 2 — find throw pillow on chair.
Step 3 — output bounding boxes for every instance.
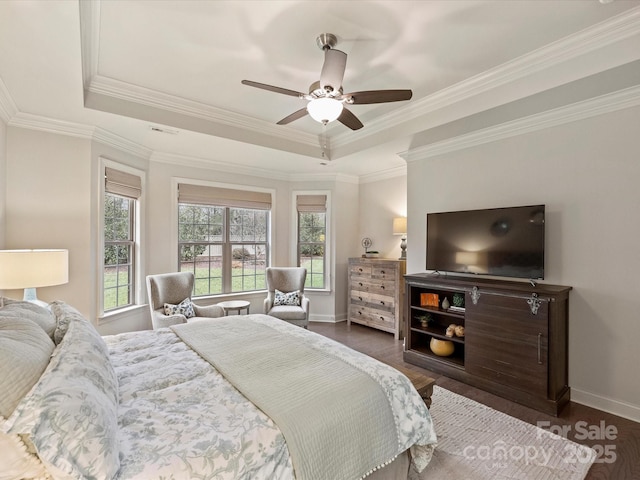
[273,289,301,306]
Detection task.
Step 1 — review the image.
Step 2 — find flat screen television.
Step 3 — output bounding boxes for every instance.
[426,205,545,280]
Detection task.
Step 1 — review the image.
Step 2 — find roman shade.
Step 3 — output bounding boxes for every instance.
[105,168,141,199]
[178,184,272,210]
[296,195,327,213]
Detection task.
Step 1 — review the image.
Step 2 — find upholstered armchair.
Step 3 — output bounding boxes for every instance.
[263,267,309,328]
[146,272,225,329]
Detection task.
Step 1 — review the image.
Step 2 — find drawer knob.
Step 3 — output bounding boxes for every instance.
[380,301,385,305]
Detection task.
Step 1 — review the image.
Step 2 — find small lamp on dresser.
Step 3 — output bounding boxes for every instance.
[0,249,69,307]
[392,217,407,260]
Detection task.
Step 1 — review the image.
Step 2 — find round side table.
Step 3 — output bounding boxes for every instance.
[216,300,250,315]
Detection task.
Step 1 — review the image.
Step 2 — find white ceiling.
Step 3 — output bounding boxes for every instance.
[1,0,639,179]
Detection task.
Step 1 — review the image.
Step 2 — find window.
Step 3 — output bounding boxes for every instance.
[178,183,271,296]
[103,167,141,311]
[297,194,327,289]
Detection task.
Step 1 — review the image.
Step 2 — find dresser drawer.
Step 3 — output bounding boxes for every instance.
[372,264,397,280]
[350,264,372,277]
[350,305,396,328]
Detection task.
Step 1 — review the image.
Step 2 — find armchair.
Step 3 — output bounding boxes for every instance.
[146,272,224,329]
[263,267,309,328]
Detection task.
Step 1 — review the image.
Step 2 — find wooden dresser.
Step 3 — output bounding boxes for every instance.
[347,257,406,339]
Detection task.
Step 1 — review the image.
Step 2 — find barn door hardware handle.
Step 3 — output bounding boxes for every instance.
[471,286,481,305]
[527,293,541,315]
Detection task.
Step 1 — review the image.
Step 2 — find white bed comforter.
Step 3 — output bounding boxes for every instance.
[105,319,437,480]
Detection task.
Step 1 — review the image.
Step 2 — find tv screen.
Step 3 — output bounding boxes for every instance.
[426,205,545,280]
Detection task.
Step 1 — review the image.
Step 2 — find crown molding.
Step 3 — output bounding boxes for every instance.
[87,75,319,148]
[400,84,640,163]
[92,128,153,159]
[289,171,360,184]
[7,112,152,159]
[331,6,640,151]
[78,0,100,89]
[8,112,95,138]
[358,165,407,184]
[151,151,292,181]
[152,151,358,183]
[0,77,18,124]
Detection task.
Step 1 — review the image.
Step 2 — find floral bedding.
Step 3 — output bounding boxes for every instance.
[1,301,436,480]
[105,327,295,480]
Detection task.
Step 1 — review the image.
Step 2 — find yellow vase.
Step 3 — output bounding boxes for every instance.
[430,337,455,357]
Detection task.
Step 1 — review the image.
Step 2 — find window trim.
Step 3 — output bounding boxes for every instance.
[292,190,331,292]
[98,158,145,322]
[172,178,275,298]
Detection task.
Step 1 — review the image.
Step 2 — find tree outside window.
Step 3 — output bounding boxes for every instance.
[104,193,134,310]
[296,194,327,290]
[298,211,326,289]
[178,204,269,295]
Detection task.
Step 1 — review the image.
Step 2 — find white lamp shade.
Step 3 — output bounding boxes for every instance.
[393,217,407,235]
[307,98,343,123]
[0,249,69,289]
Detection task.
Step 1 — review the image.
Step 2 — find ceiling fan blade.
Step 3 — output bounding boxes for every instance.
[345,89,413,104]
[320,49,347,94]
[337,107,363,131]
[241,80,305,98]
[276,108,309,125]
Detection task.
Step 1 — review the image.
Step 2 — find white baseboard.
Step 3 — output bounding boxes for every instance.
[572,388,640,423]
[309,313,347,323]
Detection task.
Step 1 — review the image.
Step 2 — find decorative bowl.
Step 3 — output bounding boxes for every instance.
[430,337,455,357]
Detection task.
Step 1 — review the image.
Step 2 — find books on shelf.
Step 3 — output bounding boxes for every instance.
[447,306,466,313]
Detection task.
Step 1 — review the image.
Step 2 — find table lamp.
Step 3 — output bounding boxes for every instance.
[392,217,407,260]
[0,249,69,307]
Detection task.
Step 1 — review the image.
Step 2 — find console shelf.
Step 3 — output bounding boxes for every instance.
[403,273,572,416]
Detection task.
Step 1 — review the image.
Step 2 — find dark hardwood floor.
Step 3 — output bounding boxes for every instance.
[309,321,640,480]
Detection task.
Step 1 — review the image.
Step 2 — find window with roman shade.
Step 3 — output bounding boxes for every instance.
[104,167,141,311]
[177,183,271,295]
[297,194,327,289]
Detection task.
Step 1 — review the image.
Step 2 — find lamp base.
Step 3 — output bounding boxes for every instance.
[399,237,407,260]
[23,287,49,308]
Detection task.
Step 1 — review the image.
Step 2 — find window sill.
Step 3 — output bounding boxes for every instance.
[99,304,147,325]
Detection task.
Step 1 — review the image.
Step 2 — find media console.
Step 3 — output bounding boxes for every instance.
[403,273,571,415]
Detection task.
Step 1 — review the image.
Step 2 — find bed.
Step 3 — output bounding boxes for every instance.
[0,299,437,480]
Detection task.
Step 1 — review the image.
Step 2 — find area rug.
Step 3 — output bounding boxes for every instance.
[411,386,597,480]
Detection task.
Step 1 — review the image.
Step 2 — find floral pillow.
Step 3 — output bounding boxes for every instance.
[2,304,120,480]
[274,289,301,306]
[164,298,195,318]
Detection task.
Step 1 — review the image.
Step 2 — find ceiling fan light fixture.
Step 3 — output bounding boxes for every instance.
[307,97,343,124]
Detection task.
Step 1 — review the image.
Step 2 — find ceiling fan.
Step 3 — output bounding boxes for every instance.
[241,33,412,131]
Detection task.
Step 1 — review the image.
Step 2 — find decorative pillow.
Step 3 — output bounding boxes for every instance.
[274,289,301,306]
[50,300,87,345]
[164,297,195,318]
[2,304,120,480]
[0,298,56,339]
[0,429,48,480]
[0,316,55,419]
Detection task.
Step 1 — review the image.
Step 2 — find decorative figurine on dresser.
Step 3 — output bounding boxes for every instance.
[348,256,406,340]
